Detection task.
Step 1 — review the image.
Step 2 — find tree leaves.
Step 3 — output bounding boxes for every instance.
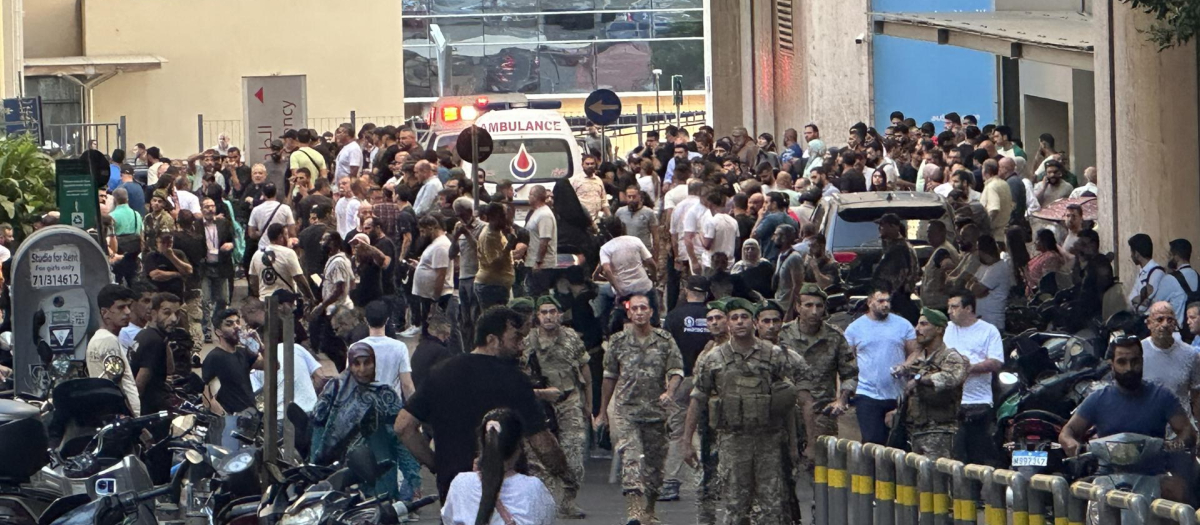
[1121,0,1200,50]
[0,135,57,243]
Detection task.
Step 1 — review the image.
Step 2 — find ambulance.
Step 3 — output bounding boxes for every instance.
[465,107,583,226]
[421,94,529,153]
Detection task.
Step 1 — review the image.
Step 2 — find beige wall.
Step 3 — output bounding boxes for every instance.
[795,0,871,137]
[1094,4,1200,287]
[24,0,80,59]
[80,0,403,158]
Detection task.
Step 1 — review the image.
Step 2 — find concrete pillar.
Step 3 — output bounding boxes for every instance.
[1094,1,1200,284]
[710,0,747,133]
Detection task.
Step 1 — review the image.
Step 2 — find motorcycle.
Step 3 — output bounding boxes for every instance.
[995,363,1110,477]
[47,450,197,525]
[279,446,436,525]
[1069,433,1178,525]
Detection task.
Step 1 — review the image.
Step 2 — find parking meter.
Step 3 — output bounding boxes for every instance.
[10,225,114,399]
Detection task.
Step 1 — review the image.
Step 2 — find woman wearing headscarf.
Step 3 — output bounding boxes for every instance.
[730,238,774,299]
[311,341,421,501]
[551,178,600,271]
[803,139,827,178]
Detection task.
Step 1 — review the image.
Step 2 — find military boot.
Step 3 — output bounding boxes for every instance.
[557,496,586,519]
[626,492,646,523]
[697,499,717,525]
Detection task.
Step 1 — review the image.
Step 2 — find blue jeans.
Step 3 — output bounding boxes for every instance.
[474,282,511,312]
[854,395,897,445]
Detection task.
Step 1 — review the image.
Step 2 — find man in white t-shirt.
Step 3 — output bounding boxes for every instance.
[248,183,296,251]
[1128,233,1166,315]
[700,192,739,273]
[173,176,202,216]
[333,123,363,182]
[1141,301,1200,421]
[966,236,1012,332]
[243,294,321,418]
[844,289,917,445]
[525,186,559,297]
[944,293,1004,466]
[683,188,711,276]
[88,284,142,416]
[249,224,313,301]
[413,216,455,329]
[357,300,416,401]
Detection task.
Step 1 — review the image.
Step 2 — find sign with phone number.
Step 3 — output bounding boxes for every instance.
[29,245,82,288]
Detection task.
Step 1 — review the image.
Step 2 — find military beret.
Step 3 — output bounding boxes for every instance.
[152,189,169,200]
[723,297,756,315]
[756,299,785,317]
[797,283,827,300]
[706,300,726,313]
[920,307,948,327]
[534,295,562,310]
[508,297,535,313]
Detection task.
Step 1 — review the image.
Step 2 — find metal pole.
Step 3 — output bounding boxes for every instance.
[1149,499,1196,525]
[636,104,644,149]
[471,125,479,208]
[848,442,871,525]
[910,454,935,525]
[118,116,126,152]
[350,110,356,133]
[867,444,894,525]
[931,460,951,525]
[827,438,848,525]
[263,296,279,466]
[282,304,295,462]
[815,436,830,525]
[197,114,204,153]
[893,449,917,525]
[600,125,607,163]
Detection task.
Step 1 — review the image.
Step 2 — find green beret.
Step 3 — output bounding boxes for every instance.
[507,297,535,312]
[152,188,169,200]
[797,283,827,301]
[756,299,785,317]
[920,307,948,327]
[534,295,562,310]
[706,300,727,313]
[723,298,756,315]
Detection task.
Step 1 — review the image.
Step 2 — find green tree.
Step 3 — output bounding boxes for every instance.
[1122,0,1200,50]
[0,135,57,243]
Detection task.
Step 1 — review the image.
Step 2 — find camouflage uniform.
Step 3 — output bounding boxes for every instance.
[903,341,969,460]
[778,320,858,450]
[692,338,796,525]
[694,337,727,525]
[604,328,685,498]
[521,327,590,506]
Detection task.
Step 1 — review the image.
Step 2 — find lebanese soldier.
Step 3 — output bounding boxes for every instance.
[521,296,590,519]
[144,189,175,247]
[779,284,858,461]
[899,308,969,460]
[595,293,685,524]
[695,300,727,525]
[757,299,806,524]
[683,298,799,525]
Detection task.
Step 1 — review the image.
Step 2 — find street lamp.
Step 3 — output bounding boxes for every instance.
[652,69,662,116]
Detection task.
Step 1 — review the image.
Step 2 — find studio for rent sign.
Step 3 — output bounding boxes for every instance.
[243,75,307,161]
[29,245,82,288]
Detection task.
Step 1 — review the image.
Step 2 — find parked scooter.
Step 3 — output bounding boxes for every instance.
[279,448,438,525]
[47,451,196,525]
[1069,433,1182,524]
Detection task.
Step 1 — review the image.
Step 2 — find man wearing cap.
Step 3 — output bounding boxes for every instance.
[145,189,175,248]
[779,284,857,463]
[595,293,684,524]
[899,309,969,461]
[872,212,920,323]
[661,275,713,501]
[521,296,590,519]
[755,298,807,524]
[731,126,760,169]
[249,223,312,302]
[692,300,726,525]
[116,164,146,215]
[683,297,797,525]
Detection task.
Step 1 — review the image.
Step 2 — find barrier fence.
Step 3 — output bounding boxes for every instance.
[814,436,1200,525]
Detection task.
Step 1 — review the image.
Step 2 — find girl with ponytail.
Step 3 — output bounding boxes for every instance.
[440,409,555,525]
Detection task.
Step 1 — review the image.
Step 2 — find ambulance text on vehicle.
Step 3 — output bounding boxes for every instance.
[464,108,582,225]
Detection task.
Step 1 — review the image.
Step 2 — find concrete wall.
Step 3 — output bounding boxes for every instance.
[709,0,745,134]
[1094,3,1200,285]
[23,0,80,59]
[80,0,404,158]
[1017,60,1096,174]
[796,0,871,137]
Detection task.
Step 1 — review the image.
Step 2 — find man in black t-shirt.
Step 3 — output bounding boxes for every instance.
[144,231,193,298]
[664,275,714,376]
[202,308,263,449]
[298,204,334,290]
[131,293,182,415]
[394,306,576,502]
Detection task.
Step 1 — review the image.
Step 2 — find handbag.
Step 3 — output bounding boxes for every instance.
[116,212,143,254]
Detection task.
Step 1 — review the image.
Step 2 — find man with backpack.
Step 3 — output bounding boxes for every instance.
[1157,239,1200,335]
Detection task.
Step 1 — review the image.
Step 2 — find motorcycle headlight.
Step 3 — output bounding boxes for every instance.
[1104,441,1143,466]
[282,506,321,525]
[342,507,380,525]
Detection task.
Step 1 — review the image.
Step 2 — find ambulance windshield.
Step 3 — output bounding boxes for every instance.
[478,138,574,183]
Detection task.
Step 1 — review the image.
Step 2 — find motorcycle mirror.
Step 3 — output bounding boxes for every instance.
[185,449,204,465]
[998,372,1019,386]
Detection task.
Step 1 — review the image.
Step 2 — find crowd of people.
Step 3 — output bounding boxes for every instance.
[0,109,1198,525]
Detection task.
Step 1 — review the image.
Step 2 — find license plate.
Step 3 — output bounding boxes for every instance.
[1011,450,1049,467]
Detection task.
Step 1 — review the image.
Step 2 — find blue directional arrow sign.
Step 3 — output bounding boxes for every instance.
[584,89,622,126]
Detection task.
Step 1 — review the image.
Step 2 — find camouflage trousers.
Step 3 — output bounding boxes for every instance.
[529,399,588,504]
[718,429,785,525]
[612,412,668,496]
[697,411,720,525]
[910,429,957,461]
[182,294,204,354]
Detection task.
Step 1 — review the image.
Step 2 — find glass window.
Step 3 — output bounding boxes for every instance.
[402,0,430,15]
[596,0,652,8]
[478,138,575,182]
[484,15,540,43]
[544,11,598,40]
[403,50,438,98]
[649,40,705,90]
[447,45,486,95]
[598,12,651,39]
[486,0,539,12]
[653,0,701,7]
[403,17,431,44]
[538,43,595,94]
[539,0,595,9]
[651,11,702,38]
[595,42,653,91]
[483,45,540,93]
[431,0,481,14]
[436,16,484,42]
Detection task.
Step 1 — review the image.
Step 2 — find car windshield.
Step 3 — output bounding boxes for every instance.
[831,215,936,249]
[433,134,457,152]
[477,138,573,183]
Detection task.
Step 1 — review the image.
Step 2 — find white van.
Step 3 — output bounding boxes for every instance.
[465,108,583,225]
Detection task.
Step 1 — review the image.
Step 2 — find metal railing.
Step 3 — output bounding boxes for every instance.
[199,112,432,154]
[44,118,126,157]
[814,436,1200,525]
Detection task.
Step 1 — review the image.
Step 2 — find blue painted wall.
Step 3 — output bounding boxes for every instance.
[872,0,996,132]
